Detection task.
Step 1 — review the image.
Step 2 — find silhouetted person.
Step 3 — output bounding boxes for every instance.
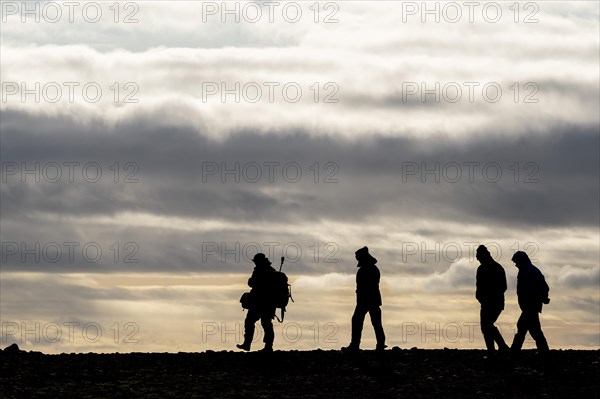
[475,245,510,354]
[342,246,386,352]
[237,253,276,352]
[510,251,550,352]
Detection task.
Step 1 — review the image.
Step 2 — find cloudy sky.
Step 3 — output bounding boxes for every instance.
[1,1,598,353]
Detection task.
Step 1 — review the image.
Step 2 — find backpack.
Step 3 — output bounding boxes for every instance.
[240,292,254,310]
[269,269,294,322]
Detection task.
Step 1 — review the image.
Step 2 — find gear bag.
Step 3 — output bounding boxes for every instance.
[239,257,293,322]
[269,268,293,322]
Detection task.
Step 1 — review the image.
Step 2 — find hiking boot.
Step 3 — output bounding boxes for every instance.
[236,343,251,351]
[341,344,359,353]
[376,344,388,352]
[259,345,273,353]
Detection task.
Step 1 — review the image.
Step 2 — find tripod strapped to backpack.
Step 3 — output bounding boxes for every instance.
[273,257,294,322]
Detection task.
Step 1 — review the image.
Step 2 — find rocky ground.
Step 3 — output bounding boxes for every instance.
[1,344,598,398]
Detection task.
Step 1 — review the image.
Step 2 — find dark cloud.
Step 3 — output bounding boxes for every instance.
[1,110,598,228]
[1,111,598,274]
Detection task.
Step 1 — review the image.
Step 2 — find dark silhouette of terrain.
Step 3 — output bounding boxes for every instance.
[1,344,598,398]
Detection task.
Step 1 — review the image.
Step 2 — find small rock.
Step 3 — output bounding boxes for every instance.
[3,343,20,354]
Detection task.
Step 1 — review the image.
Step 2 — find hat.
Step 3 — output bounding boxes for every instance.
[251,253,267,263]
[355,246,377,264]
[511,251,531,264]
[476,245,489,254]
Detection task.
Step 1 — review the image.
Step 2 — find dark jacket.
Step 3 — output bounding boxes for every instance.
[248,264,276,308]
[356,262,382,307]
[517,263,550,313]
[476,259,507,306]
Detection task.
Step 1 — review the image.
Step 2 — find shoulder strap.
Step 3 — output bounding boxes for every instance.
[274,308,285,323]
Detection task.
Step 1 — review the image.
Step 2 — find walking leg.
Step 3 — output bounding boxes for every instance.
[261,310,275,349]
[350,304,368,348]
[511,312,527,351]
[237,309,260,350]
[528,312,549,352]
[369,306,386,349]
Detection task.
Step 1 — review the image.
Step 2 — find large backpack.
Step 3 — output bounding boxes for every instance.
[270,269,293,322]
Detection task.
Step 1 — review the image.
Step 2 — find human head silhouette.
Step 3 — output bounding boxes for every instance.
[251,253,271,267]
[355,246,377,265]
[476,245,492,262]
[511,251,531,268]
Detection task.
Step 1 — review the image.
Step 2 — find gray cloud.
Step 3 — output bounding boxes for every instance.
[2,110,597,275]
[1,110,598,227]
[556,265,600,289]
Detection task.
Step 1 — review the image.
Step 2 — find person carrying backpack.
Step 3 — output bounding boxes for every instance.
[237,253,277,352]
[342,246,386,353]
[510,251,550,353]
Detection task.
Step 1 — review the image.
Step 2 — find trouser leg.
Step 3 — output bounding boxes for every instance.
[511,312,528,351]
[491,324,509,350]
[261,308,275,347]
[243,309,261,346]
[369,306,386,347]
[351,304,368,347]
[528,312,549,351]
[480,306,496,352]
[481,305,508,352]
